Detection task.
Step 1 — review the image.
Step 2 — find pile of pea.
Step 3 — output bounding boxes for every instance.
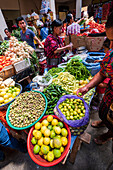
[58,98,85,120]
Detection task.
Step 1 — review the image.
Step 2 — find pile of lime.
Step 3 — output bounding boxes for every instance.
[31,115,68,162]
[58,98,86,120]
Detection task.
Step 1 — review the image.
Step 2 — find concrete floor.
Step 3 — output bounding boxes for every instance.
[0,107,113,170]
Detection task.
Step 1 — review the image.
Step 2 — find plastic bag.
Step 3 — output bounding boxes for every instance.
[55,95,89,128]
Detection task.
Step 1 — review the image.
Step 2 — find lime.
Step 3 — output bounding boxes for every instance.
[61,128,68,137]
[50,130,56,138]
[47,115,53,122]
[41,126,47,134]
[44,129,50,137]
[53,126,57,131]
[58,122,63,128]
[43,137,50,145]
[52,119,58,126]
[54,127,61,135]
[47,151,54,162]
[41,145,49,155]
[33,145,40,154]
[33,129,38,137]
[48,125,53,131]
[44,155,47,160]
[60,146,64,153]
[42,119,49,126]
[61,137,68,146]
[50,139,54,148]
[31,137,37,145]
[38,137,44,146]
[53,149,61,158]
[35,122,41,130]
[53,137,62,149]
[34,131,42,140]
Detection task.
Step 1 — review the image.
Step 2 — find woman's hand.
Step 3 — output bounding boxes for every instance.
[67,43,73,51]
[76,86,89,97]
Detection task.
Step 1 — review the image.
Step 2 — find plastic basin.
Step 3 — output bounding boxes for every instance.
[27,115,71,167]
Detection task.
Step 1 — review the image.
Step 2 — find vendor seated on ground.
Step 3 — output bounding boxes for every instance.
[16,17,44,49]
[44,19,73,69]
[4,28,12,40]
[66,14,80,35]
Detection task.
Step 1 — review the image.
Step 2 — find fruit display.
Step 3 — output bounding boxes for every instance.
[58,98,86,120]
[46,67,64,77]
[43,84,68,115]
[0,78,21,106]
[30,115,70,163]
[65,59,91,80]
[8,91,46,128]
[83,88,95,105]
[53,72,77,94]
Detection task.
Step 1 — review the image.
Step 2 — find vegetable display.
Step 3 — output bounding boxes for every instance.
[58,98,85,120]
[0,56,12,71]
[0,41,9,55]
[53,72,78,94]
[46,67,64,77]
[43,84,68,115]
[65,59,91,80]
[31,115,68,162]
[8,91,45,127]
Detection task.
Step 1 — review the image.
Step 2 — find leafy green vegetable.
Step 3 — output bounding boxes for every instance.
[11,28,21,41]
[65,59,91,80]
[0,41,9,55]
[47,67,64,77]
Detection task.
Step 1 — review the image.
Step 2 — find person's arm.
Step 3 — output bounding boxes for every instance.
[34,36,44,48]
[54,43,73,54]
[77,71,105,97]
[98,82,108,88]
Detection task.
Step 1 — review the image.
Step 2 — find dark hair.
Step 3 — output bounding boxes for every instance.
[106,11,113,28]
[103,38,110,49]
[44,23,47,27]
[52,19,62,31]
[66,14,72,23]
[16,16,24,25]
[4,28,9,32]
[63,19,67,24]
[48,9,51,12]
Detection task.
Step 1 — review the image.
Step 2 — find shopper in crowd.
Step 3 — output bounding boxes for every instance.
[77,11,113,145]
[4,28,12,40]
[0,122,27,161]
[66,13,80,35]
[40,23,49,41]
[16,17,44,49]
[44,19,73,69]
[47,8,52,24]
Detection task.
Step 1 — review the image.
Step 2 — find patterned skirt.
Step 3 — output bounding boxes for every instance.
[99,84,113,131]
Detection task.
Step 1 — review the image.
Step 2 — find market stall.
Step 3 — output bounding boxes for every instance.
[0,17,105,166]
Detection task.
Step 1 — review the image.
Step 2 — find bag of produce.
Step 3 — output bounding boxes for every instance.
[54,95,89,135]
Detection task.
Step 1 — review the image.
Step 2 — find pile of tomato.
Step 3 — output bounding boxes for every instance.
[88,22,105,33]
[0,56,12,71]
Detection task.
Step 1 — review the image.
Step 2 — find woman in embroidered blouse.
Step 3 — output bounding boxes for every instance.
[77,12,113,145]
[44,19,73,68]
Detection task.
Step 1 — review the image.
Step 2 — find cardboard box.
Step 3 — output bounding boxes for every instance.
[86,36,106,51]
[0,65,15,80]
[65,35,88,49]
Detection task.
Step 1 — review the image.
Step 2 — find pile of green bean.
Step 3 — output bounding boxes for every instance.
[65,59,91,80]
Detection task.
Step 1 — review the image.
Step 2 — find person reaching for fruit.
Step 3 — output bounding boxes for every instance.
[77,11,113,145]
